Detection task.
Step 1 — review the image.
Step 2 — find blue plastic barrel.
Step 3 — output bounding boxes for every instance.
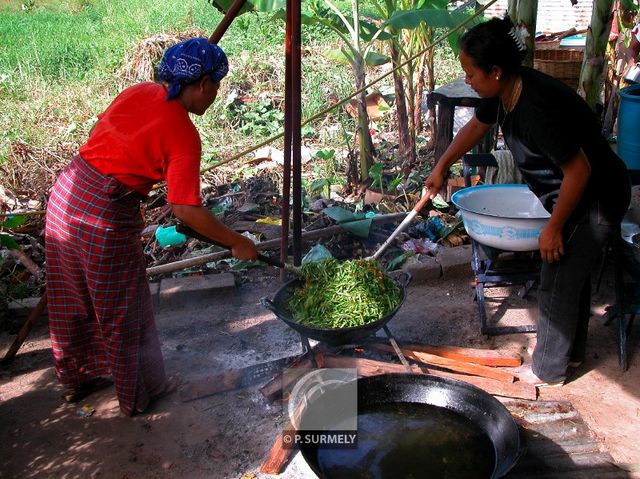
[618,84,640,170]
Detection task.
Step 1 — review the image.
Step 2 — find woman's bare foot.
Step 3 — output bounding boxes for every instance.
[62,377,113,403]
[149,375,182,401]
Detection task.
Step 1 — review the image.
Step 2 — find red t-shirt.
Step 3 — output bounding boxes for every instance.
[79,82,202,206]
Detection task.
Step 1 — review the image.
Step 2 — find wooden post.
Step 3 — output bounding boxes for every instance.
[2,293,47,364]
[208,0,248,44]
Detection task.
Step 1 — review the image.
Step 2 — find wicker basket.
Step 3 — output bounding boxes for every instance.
[533,49,584,90]
[535,40,561,50]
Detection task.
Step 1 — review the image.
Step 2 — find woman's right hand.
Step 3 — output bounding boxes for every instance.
[231,235,258,261]
[424,171,446,200]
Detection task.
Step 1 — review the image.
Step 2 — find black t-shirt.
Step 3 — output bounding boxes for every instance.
[475,67,630,224]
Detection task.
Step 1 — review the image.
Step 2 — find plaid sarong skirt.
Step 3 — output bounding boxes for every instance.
[45,155,165,415]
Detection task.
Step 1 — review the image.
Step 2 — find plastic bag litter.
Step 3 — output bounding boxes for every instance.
[255,216,282,225]
[302,244,333,264]
[401,238,439,255]
[155,225,187,247]
[76,405,95,417]
[408,216,444,242]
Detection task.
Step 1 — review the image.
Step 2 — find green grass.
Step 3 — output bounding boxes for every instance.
[0,0,357,162]
[0,0,461,168]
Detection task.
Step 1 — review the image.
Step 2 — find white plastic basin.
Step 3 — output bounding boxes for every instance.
[451,184,550,251]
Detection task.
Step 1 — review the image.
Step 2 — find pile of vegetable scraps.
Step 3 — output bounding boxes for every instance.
[286,258,402,329]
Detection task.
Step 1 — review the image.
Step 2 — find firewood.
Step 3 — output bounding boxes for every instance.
[179,355,299,402]
[401,343,522,367]
[259,422,296,475]
[259,353,324,402]
[369,344,517,383]
[322,355,536,401]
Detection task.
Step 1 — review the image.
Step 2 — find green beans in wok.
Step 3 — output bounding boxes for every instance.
[286,258,402,329]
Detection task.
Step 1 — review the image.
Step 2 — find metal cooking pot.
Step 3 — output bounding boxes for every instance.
[261,271,411,346]
[297,373,523,479]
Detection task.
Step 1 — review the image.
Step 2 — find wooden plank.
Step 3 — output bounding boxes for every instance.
[323,354,423,375]
[425,369,537,401]
[503,399,574,415]
[259,353,324,402]
[179,355,296,402]
[2,293,48,365]
[517,419,592,442]
[512,468,629,479]
[259,422,297,475]
[370,344,517,383]
[515,453,624,474]
[322,355,537,400]
[260,398,310,474]
[519,438,601,458]
[401,342,523,367]
[503,400,626,479]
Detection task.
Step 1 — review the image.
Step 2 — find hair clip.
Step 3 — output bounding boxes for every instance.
[508,25,529,52]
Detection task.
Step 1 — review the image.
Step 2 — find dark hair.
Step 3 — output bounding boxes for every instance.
[459,16,527,75]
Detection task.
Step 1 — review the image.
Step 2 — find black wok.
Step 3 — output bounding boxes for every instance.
[297,373,523,479]
[260,271,411,346]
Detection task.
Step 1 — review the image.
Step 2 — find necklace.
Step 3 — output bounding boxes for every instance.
[498,75,522,129]
[502,76,522,113]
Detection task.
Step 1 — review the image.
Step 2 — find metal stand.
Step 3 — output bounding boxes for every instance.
[603,229,637,370]
[297,325,410,369]
[463,154,540,336]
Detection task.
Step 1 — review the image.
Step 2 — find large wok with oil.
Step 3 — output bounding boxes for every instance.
[296,373,523,479]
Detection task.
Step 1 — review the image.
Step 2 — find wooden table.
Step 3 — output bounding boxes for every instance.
[427,77,494,164]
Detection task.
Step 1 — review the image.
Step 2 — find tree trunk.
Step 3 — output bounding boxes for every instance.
[423,44,436,151]
[508,0,537,67]
[578,0,615,113]
[353,56,375,182]
[414,57,425,134]
[390,43,416,176]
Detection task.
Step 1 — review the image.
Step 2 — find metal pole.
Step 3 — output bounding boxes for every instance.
[291,0,303,265]
[280,0,294,279]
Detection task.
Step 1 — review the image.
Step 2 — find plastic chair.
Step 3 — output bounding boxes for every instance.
[462,153,540,336]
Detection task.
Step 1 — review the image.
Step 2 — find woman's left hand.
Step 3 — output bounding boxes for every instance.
[538,224,564,263]
[537,150,590,264]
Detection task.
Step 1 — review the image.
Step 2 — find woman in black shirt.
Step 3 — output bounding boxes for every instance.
[425,16,630,386]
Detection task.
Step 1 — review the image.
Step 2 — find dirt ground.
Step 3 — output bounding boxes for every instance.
[1,256,639,479]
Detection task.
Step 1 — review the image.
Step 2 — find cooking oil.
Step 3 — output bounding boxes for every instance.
[315,402,495,479]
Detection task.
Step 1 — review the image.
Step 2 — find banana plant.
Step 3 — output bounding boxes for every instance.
[209,0,473,183]
[376,0,475,173]
[211,0,388,182]
[289,0,473,183]
[296,0,395,182]
[578,0,615,112]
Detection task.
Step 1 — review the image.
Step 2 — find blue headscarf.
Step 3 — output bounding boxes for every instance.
[157,37,229,100]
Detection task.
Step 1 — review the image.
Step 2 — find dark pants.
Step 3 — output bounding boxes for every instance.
[532,217,616,383]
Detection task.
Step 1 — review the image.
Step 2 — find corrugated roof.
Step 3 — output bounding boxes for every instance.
[483,0,593,33]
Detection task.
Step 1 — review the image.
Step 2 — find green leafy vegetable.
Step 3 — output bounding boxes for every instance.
[286,258,402,329]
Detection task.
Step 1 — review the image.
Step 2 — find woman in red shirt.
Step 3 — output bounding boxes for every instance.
[45,38,257,416]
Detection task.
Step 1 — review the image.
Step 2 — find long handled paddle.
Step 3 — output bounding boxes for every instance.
[368,188,432,260]
[175,223,301,275]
